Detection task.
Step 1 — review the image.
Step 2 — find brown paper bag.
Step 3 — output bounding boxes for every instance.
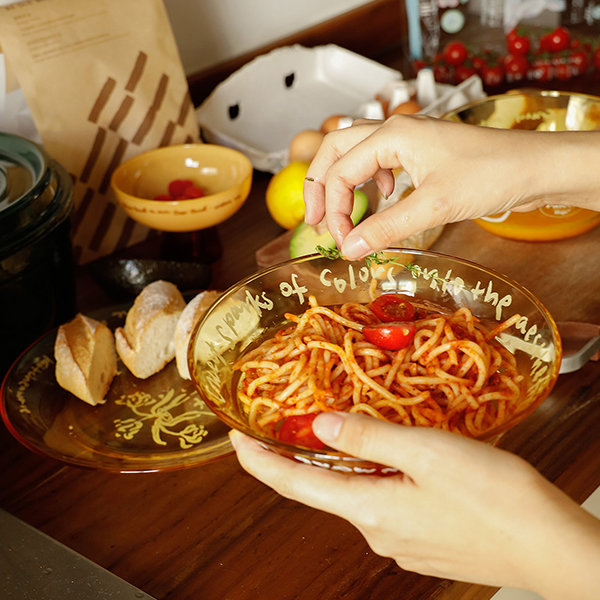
[0,0,200,263]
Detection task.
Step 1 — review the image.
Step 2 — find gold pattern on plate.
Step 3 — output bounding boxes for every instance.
[113,387,213,449]
[16,354,53,415]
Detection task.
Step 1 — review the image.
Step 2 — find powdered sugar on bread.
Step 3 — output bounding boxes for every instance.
[174,290,222,379]
[54,313,117,406]
[115,280,186,379]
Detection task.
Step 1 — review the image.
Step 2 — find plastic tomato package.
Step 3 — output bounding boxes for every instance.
[404,0,600,91]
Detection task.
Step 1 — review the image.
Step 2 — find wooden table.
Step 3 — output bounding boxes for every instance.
[2,167,599,600]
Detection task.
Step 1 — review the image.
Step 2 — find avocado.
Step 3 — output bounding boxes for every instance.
[289,189,370,258]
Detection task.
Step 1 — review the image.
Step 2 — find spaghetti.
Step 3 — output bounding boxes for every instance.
[234,295,523,440]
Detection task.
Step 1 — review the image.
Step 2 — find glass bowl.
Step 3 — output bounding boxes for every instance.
[111,143,252,232]
[189,249,562,474]
[443,90,600,241]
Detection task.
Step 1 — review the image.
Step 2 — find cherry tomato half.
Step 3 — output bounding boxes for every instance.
[277,413,325,450]
[363,322,416,351]
[370,295,415,322]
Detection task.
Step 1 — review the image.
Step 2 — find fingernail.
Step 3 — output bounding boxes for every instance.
[228,430,238,450]
[313,412,345,442]
[341,234,373,260]
[375,181,390,200]
[304,204,316,225]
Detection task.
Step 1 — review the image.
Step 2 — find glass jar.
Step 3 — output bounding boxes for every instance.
[0,133,74,374]
[443,90,600,241]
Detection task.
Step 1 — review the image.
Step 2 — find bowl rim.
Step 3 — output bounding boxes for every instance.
[190,247,563,458]
[441,88,600,120]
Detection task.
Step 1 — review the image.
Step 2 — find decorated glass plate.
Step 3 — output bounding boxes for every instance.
[0,304,233,472]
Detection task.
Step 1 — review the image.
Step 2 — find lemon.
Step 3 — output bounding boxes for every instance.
[265,161,310,229]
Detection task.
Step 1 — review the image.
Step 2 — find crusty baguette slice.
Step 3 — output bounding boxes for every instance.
[54,313,117,406]
[174,290,222,379]
[115,280,185,379]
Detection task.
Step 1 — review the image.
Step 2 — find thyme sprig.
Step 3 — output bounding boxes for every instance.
[315,245,341,260]
[316,245,408,269]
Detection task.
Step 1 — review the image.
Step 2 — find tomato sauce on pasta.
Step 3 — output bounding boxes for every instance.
[233,295,523,441]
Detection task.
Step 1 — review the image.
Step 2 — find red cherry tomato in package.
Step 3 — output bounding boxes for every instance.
[594,47,600,71]
[545,27,571,53]
[277,413,325,450]
[569,49,589,75]
[454,64,477,83]
[481,63,504,87]
[554,61,572,81]
[412,59,429,73]
[539,33,552,53]
[529,57,553,82]
[443,41,468,66]
[370,295,415,322]
[471,55,486,72]
[363,322,416,351]
[503,54,529,81]
[506,29,531,55]
[433,62,452,83]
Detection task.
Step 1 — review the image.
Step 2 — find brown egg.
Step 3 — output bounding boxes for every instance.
[288,129,325,163]
[319,114,353,134]
[390,99,422,115]
[375,94,390,119]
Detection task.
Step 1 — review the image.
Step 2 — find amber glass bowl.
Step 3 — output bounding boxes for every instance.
[111,143,252,232]
[443,90,600,241]
[189,249,562,475]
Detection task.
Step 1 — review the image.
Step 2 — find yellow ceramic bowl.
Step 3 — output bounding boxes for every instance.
[443,90,600,241]
[111,144,253,232]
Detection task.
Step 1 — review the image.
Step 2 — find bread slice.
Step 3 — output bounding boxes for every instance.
[54,313,117,406]
[115,280,186,379]
[174,290,222,379]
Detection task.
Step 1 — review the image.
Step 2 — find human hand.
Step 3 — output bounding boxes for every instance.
[230,412,600,599]
[303,115,600,259]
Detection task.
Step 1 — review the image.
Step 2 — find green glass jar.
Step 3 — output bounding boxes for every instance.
[0,133,74,374]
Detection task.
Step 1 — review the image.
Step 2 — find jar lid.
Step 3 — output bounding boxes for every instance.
[0,133,73,258]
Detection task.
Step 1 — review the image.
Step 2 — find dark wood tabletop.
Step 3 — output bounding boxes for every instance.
[2,159,600,599]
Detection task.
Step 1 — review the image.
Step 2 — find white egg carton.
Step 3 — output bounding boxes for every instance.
[195,44,485,173]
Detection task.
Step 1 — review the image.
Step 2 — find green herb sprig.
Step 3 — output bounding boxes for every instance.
[316,245,410,269]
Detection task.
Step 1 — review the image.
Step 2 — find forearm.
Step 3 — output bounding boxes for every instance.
[512,130,600,212]
[518,479,600,600]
